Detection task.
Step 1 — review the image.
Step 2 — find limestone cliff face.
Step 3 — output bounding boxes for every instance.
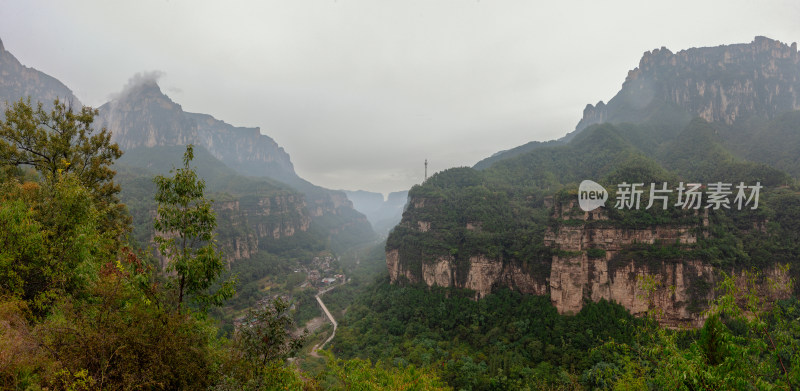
[387,195,791,327]
[97,83,298,183]
[548,255,716,327]
[306,190,351,217]
[386,249,416,284]
[411,255,549,298]
[214,194,311,262]
[245,195,311,239]
[575,36,800,133]
[187,112,296,183]
[154,193,312,264]
[101,80,375,249]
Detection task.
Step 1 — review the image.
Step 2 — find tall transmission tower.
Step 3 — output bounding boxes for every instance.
[424,159,428,182]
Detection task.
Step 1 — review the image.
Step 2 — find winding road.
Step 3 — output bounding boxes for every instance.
[312,284,340,352]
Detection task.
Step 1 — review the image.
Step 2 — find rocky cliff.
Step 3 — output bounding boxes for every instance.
[214,193,312,263]
[118,147,314,265]
[388,192,792,328]
[574,36,800,134]
[100,79,376,251]
[0,37,81,110]
[187,112,296,183]
[140,188,316,265]
[97,82,299,184]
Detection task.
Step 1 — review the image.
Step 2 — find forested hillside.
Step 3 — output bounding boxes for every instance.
[3,28,800,390]
[0,99,448,389]
[387,38,800,328]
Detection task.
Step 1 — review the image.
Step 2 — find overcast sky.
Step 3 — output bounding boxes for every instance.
[2,1,799,195]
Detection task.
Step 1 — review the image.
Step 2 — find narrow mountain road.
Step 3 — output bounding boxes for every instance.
[311,283,341,354]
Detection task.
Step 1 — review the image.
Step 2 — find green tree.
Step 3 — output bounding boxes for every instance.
[216,297,310,390]
[321,351,451,391]
[153,145,234,311]
[236,297,306,365]
[0,98,126,235]
[625,268,799,391]
[0,173,114,312]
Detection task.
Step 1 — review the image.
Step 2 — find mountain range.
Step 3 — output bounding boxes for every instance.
[0,36,376,263]
[476,36,800,170]
[388,36,800,327]
[4,33,800,329]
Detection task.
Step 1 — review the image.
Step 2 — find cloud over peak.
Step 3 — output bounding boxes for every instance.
[110,70,165,101]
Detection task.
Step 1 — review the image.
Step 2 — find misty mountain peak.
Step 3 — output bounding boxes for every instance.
[0,37,4,52]
[109,71,169,106]
[98,76,300,183]
[128,79,161,95]
[117,79,167,102]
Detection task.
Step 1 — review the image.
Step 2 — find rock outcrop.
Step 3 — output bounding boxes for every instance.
[151,192,312,265]
[574,36,800,134]
[388,195,791,328]
[97,82,298,184]
[0,37,81,110]
[387,251,549,299]
[214,194,312,262]
[387,37,799,328]
[100,79,376,251]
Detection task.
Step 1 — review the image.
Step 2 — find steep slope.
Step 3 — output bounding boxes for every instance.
[98,82,296,181]
[388,114,798,327]
[97,80,376,251]
[116,145,314,264]
[659,118,789,184]
[0,37,81,109]
[483,36,800,167]
[186,112,296,184]
[572,36,800,136]
[722,111,800,177]
[105,35,791,329]
[473,140,563,170]
[0,36,373,259]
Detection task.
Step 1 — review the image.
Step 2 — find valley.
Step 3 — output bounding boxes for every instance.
[2,26,800,390]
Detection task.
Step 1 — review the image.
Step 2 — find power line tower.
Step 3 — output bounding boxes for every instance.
[424,159,428,182]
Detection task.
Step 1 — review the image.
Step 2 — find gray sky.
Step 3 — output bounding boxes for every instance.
[2,1,799,195]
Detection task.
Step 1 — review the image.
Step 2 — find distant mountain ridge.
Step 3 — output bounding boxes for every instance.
[0,36,375,256]
[344,190,408,237]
